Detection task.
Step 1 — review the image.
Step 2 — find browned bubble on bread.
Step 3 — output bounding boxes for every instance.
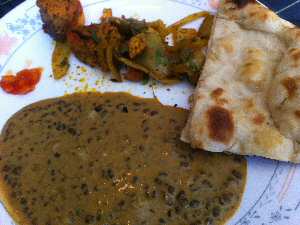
[207,106,234,144]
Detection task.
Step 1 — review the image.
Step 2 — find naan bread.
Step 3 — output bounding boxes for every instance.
[181,0,300,163]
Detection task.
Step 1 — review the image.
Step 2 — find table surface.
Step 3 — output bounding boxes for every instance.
[0,0,299,25]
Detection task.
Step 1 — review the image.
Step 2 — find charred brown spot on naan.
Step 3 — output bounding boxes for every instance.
[241,60,262,78]
[221,0,280,25]
[252,113,265,125]
[283,29,300,44]
[289,48,300,67]
[218,37,234,53]
[244,99,254,109]
[231,0,256,8]
[211,88,224,99]
[257,11,269,22]
[295,30,300,39]
[240,48,266,90]
[254,128,283,151]
[210,88,228,105]
[289,48,300,60]
[294,110,300,118]
[247,48,263,58]
[247,8,270,22]
[281,77,297,98]
[207,106,234,144]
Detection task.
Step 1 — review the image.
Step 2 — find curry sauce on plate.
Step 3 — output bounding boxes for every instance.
[0,92,246,225]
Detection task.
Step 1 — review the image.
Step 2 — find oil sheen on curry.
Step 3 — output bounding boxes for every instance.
[0,92,247,225]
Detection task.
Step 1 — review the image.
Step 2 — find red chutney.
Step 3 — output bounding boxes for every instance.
[0,68,42,95]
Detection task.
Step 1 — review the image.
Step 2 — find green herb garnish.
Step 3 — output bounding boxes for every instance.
[75,208,81,216]
[186,59,200,72]
[91,30,100,43]
[155,50,169,66]
[142,75,149,85]
[119,43,129,55]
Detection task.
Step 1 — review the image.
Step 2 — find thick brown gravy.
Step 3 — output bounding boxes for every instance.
[0,92,247,225]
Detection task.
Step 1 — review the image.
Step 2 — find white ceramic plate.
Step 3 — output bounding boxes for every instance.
[0,0,300,224]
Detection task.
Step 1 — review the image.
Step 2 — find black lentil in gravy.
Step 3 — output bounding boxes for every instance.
[0,92,247,225]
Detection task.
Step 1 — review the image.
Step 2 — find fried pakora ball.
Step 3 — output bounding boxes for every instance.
[37,0,84,41]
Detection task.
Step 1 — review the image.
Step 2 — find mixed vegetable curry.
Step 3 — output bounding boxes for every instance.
[37,0,214,84]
